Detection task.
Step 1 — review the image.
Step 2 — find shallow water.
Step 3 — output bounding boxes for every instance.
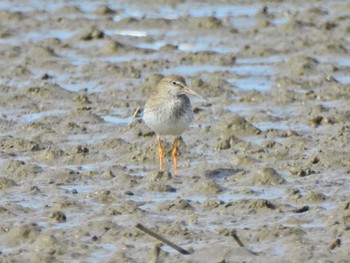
[1,0,350,262]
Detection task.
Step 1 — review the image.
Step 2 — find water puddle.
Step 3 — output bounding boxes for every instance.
[317,55,350,68]
[28,68,103,93]
[234,64,273,76]
[161,56,275,91]
[237,56,284,64]
[4,109,66,122]
[60,184,96,194]
[26,29,75,41]
[223,186,285,202]
[65,133,109,146]
[0,0,101,14]
[186,188,284,205]
[77,162,113,172]
[112,3,261,22]
[104,29,150,38]
[178,42,235,53]
[334,75,350,85]
[163,64,273,76]
[101,115,132,125]
[60,79,102,92]
[188,4,261,18]
[228,76,272,91]
[226,103,259,113]
[100,107,136,126]
[131,192,178,207]
[11,193,48,210]
[100,52,161,63]
[22,110,66,122]
[271,246,285,256]
[89,243,116,262]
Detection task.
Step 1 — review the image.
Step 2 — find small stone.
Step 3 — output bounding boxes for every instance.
[94,5,115,15]
[30,185,40,193]
[305,191,326,202]
[290,167,314,177]
[49,211,67,223]
[103,169,115,178]
[308,116,323,128]
[74,145,89,154]
[328,239,341,250]
[292,206,309,213]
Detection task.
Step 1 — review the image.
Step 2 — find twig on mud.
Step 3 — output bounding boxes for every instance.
[128,106,141,127]
[231,230,245,247]
[230,230,259,256]
[136,223,191,255]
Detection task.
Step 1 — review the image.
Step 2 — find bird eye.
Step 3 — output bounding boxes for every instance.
[171,81,177,85]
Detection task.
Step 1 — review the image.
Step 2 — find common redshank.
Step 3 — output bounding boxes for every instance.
[143,74,202,176]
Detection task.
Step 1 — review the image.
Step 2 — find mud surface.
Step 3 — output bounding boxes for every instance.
[1,0,350,262]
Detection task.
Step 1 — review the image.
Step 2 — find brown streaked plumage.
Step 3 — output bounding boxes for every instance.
[143,74,202,176]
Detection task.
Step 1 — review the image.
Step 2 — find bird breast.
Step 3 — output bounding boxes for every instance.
[143,95,193,136]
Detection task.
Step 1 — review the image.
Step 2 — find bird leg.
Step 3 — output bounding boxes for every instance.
[157,136,163,172]
[172,137,180,176]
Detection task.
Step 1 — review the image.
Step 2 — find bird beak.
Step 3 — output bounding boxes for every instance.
[182,86,205,100]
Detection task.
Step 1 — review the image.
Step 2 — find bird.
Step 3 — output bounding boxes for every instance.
[143,74,203,176]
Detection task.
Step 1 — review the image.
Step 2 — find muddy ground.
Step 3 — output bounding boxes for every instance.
[0,0,350,262]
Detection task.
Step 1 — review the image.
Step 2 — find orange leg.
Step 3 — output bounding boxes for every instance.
[172,137,180,176]
[157,136,163,172]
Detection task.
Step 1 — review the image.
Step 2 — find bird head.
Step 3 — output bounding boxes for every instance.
[159,74,203,99]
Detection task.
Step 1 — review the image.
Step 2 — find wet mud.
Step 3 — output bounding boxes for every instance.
[0,0,350,262]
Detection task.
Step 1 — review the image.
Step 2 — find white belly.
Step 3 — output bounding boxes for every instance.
[143,103,193,136]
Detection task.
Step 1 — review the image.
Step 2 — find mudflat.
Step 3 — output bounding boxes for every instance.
[0,1,350,262]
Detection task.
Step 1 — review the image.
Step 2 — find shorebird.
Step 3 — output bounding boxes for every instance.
[143,74,202,176]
